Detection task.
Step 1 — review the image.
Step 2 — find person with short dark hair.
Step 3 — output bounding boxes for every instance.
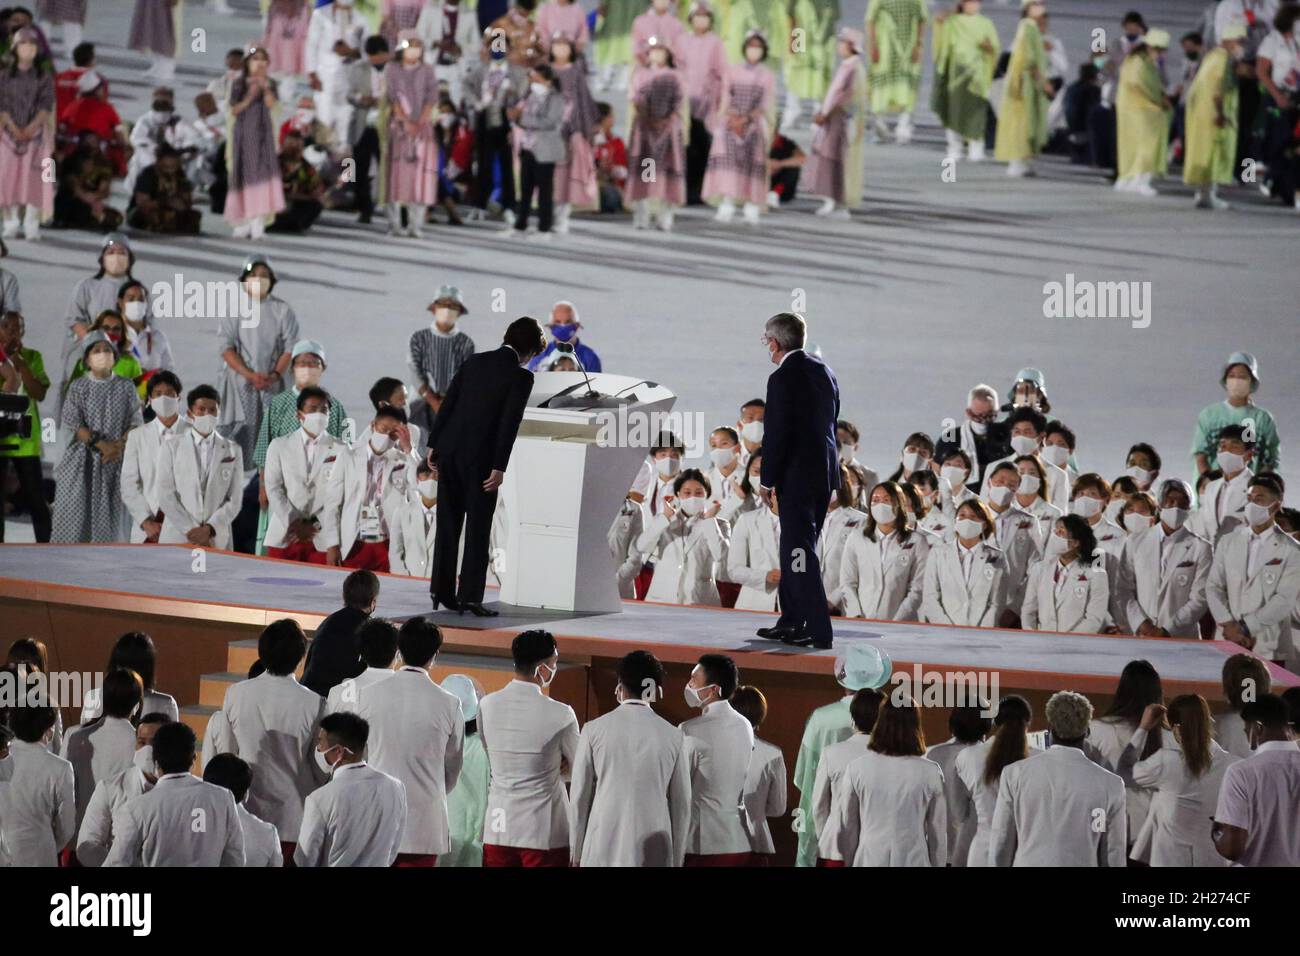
[105,721,245,866]
[121,370,188,544]
[1216,653,1272,758]
[1021,515,1110,633]
[154,384,243,549]
[636,467,728,606]
[427,317,545,615]
[1214,692,1300,865]
[64,667,142,833]
[926,703,993,866]
[810,687,883,867]
[326,617,398,714]
[262,384,341,563]
[212,618,324,864]
[478,629,579,867]
[731,685,787,864]
[302,569,379,697]
[75,712,169,868]
[0,700,75,866]
[203,752,282,867]
[570,650,692,866]
[295,711,408,866]
[388,457,439,576]
[128,142,201,234]
[356,618,464,866]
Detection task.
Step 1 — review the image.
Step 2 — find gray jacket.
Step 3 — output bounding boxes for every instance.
[345,58,383,145]
[463,59,529,129]
[515,90,567,165]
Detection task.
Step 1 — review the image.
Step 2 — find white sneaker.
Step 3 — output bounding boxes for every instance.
[503,208,516,228]
[504,225,524,238]
[766,190,781,210]
[2,212,19,239]
[1133,175,1157,198]
[894,120,914,145]
[231,221,252,239]
[21,206,40,240]
[944,130,963,161]
[249,217,265,240]
[554,204,571,234]
[527,230,554,242]
[1006,160,1029,178]
[657,208,674,232]
[632,201,650,230]
[814,197,836,216]
[714,198,735,223]
[742,202,760,225]
[968,141,986,162]
[1113,177,1133,192]
[828,207,851,221]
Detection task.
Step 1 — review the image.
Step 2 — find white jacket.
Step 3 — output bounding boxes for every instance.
[0,740,75,866]
[387,497,438,577]
[263,428,348,552]
[237,803,282,867]
[1087,716,1156,843]
[830,751,947,867]
[636,512,727,606]
[219,673,324,842]
[839,528,930,621]
[992,503,1047,616]
[811,733,872,861]
[156,429,244,550]
[120,417,189,542]
[1194,469,1252,543]
[75,765,151,867]
[820,505,866,611]
[104,773,245,867]
[607,500,646,599]
[1021,556,1110,633]
[1115,523,1212,637]
[921,538,1010,627]
[926,737,981,866]
[321,442,417,557]
[478,679,581,851]
[989,745,1127,866]
[741,737,786,855]
[356,667,465,856]
[569,700,693,867]
[726,506,781,611]
[680,700,754,856]
[325,666,394,715]
[294,762,408,867]
[63,715,136,829]
[305,5,366,84]
[1206,523,1300,663]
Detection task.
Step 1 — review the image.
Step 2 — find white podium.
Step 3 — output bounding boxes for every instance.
[498,371,676,613]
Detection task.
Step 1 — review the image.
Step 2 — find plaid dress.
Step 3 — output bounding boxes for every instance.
[554,61,599,207]
[128,0,178,58]
[866,0,927,114]
[36,0,87,21]
[51,374,142,543]
[702,62,774,206]
[626,66,686,204]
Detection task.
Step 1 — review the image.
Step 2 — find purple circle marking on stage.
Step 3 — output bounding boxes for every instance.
[245,577,328,586]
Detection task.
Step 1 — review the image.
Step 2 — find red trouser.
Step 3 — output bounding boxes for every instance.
[482,844,570,867]
[716,581,741,608]
[684,852,755,867]
[634,565,654,600]
[267,540,329,563]
[393,853,439,867]
[344,540,390,572]
[280,841,297,867]
[816,858,845,868]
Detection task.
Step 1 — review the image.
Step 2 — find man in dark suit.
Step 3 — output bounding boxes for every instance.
[301,569,379,696]
[756,313,841,649]
[428,317,546,616]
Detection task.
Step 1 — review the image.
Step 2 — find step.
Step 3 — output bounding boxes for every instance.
[199,672,244,708]
[179,704,217,775]
[226,639,304,679]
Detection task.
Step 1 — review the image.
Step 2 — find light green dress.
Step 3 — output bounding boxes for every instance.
[930,11,1000,140]
[1183,46,1237,186]
[596,0,643,69]
[784,0,840,100]
[866,0,928,113]
[722,0,788,71]
[439,730,490,867]
[793,695,854,866]
[993,17,1048,162]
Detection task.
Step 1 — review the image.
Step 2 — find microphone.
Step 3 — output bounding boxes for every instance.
[555,342,599,399]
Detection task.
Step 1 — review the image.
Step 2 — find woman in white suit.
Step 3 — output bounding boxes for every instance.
[820,465,867,614]
[922,499,1010,627]
[1070,472,1126,559]
[1115,479,1212,639]
[1011,454,1061,541]
[937,448,977,519]
[1087,659,1164,846]
[635,468,728,606]
[1116,695,1239,867]
[120,371,189,544]
[727,487,781,611]
[953,695,1039,867]
[388,461,439,577]
[840,481,929,621]
[1021,514,1110,633]
[909,470,952,540]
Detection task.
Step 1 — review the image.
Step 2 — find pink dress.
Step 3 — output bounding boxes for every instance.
[382,60,440,204]
[626,66,686,204]
[536,1,591,54]
[263,0,313,77]
[224,75,286,222]
[0,65,55,214]
[553,61,598,207]
[674,31,728,123]
[701,62,773,205]
[382,0,426,48]
[631,10,686,65]
[803,56,863,203]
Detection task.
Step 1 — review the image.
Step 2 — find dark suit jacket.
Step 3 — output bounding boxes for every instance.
[301,605,369,697]
[428,344,534,477]
[759,350,841,498]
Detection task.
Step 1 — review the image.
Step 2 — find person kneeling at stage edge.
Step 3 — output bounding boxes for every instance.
[263,385,347,563]
[321,405,419,572]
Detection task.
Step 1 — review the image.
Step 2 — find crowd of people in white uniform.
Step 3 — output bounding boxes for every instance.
[3,614,1299,867]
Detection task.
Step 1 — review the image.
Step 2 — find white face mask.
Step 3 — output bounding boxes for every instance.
[1017,474,1041,495]
[1010,435,1039,456]
[709,447,736,470]
[900,450,925,473]
[1127,465,1152,487]
[1041,445,1070,468]
[740,420,764,443]
[369,432,392,454]
[987,485,1014,507]
[1244,501,1273,527]
[940,465,967,490]
[418,478,438,499]
[954,517,984,540]
[535,660,558,688]
[124,300,148,323]
[244,277,270,300]
[133,744,155,776]
[1216,450,1246,475]
[1225,378,1251,400]
[678,496,707,517]
[655,456,680,479]
[1071,496,1102,518]
[969,419,988,435]
[294,366,323,389]
[530,81,549,97]
[870,502,895,524]
[1045,532,1071,557]
[150,394,179,418]
[684,682,713,708]
[838,444,854,464]
[191,414,218,437]
[103,252,130,275]
[433,306,458,330]
[1123,512,1153,534]
[314,745,341,775]
[88,350,115,373]
[301,411,328,436]
[1160,507,1189,531]
[1104,498,1125,521]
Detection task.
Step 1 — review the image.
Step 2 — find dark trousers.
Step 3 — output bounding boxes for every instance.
[270,199,323,233]
[430,460,498,604]
[775,482,833,644]
[353,126,380,218]
[1236,73,1262,171]
[1262,104,1299,204]
[516,149,554,232]
[208,145,228,215]
[0,455,51,542]
[686,117,712,205]
[475,122,515,211]
[231,473,260,555]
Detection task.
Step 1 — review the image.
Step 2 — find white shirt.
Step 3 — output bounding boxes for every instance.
[191,427,217,483]
[1246,522,1276,578]
[1258,29,1300,88]
[294,762,408,867]
[1214,739,1300,866]
[478,679,581,851]
[104,772,244,867]
[0,740,75,866]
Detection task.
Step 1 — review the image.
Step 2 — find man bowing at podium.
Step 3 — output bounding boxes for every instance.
[755,313,841,649]
[428,317,547,616]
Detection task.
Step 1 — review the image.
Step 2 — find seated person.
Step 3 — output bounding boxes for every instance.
[53,131,123,232]
[58,71,127,176]
[592,102,627,213]
[269,132,325,234]
[127,145,201,235]
[768,130,805,207]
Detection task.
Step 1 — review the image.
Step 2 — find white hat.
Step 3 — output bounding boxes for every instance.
[440,674,480,721]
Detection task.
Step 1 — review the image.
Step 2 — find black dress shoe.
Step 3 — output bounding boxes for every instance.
[779,628,814,647]
[458,601,499,618]
[432,595,460,612]
[756,623,799,640]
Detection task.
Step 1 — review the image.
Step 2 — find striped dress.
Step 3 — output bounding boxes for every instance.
[407,326,476,396]
[128,0,179,58]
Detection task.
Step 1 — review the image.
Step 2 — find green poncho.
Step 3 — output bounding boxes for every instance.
[866,0,928,113]
[596,0,644,68]
[722,0,789,70]
[784,0,841,100]
[1183,46,1238,186]
[930,10,1000,140]
[1116,50,1170,179]
[793,695,854,866]
[993,17,1048,161]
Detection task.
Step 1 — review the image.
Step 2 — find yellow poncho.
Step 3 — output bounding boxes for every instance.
[1183,46,1238,186]
[993,17,1048,162]
[1116,50,1171,179]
